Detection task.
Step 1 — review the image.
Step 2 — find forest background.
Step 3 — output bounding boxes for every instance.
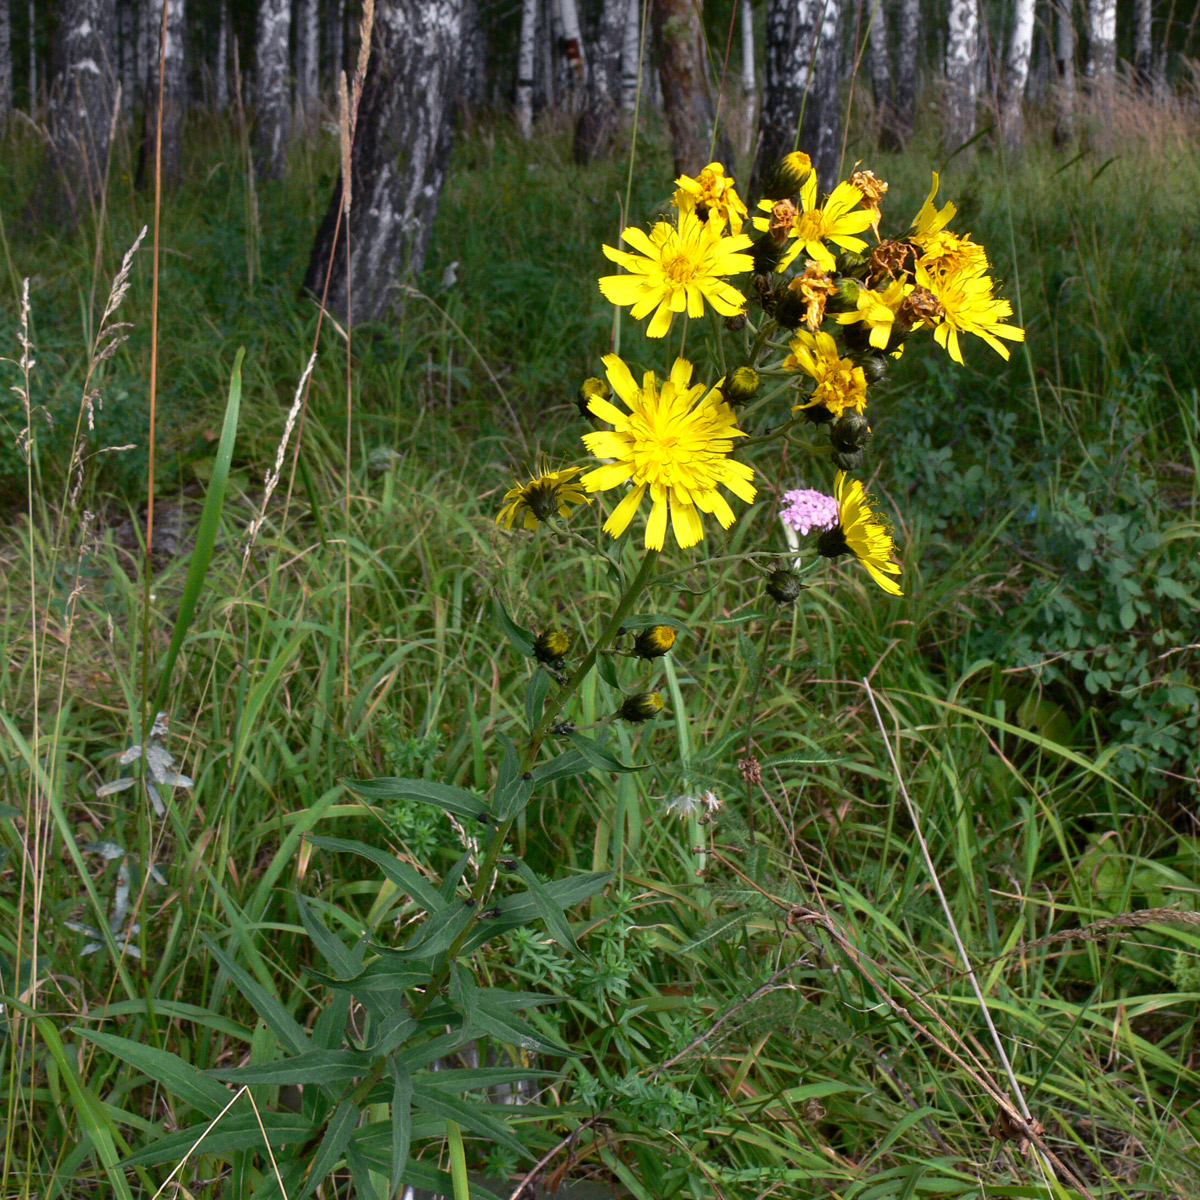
[1,0,1199,1197]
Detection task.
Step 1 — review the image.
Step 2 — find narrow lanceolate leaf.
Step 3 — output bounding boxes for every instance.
[344,777,488,821]
[206,1049,371,1088]
[530,748,591,783]
[299,1099,360,1199]
[493,732,533,821]
[412,1086,527,1158]
[456,871,613,954]
[389,1061,414,1195]
[511,860,582,954]
[153,348,243,713]
[524,666,551,731]
[469,991,570,1056]
[78,1030,231,1118]
[119,1112,313,1167]
[295,891,364,979]
[565,730,643,773]
[203,936,310,1055]
[398,902,475,960]
[492,594,535,657]
[308,835,445,912]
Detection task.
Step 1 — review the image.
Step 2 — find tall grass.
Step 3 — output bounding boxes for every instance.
[0,88,1198,1198]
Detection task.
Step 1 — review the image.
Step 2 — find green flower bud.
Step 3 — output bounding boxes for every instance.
[618,692,665,723]
[761,150,813,201]
[765,566,803,605]
[724,367,760,406]
[830,411,871,454]
[634,625,677,659]
[817,526,851,559]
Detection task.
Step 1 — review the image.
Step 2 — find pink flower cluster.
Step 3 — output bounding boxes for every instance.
[779,487,838,535]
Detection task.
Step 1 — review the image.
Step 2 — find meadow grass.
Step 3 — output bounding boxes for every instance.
[0,94,1197,1198]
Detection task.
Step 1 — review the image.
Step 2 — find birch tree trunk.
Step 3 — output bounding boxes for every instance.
[574,0,627,162]
[458,0,487,111]
[621,0,642,110]
[1134,0,1153,86]
[0,0,11,117]
[254,0,291,179]
[42,0,117,223]
[138,0,185,188]
[215,1,229,111]
[868,0,897,148]
[1000,0,1035,148]
[303,0,463,324]
[943,0,978,152]
[559,0,587,99]
[117,0,135,110]
[1086,0,1115,81]
[752,0,843,192]
[516,0,536,137]
[327,0,344,88]
[1053,0,1075,142]
[895,0,918,143]
[740,0,756,154]
[296,0,320,117]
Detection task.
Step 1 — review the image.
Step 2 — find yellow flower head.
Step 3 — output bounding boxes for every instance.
[915,261,1026,364]
[916,229,989,278]
[833,279,913,351]
[497,466,590,531]
[816,471,903,595]
[599,210,753,339]
[673,162,749,235]
[789,261,838,331]
[910,172,957,242]
[754,174,874,272]
[784,331,868,418]
[580,354,757,551]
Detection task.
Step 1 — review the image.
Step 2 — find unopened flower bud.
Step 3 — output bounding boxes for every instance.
[724,311,747,332]
[830,411,872,454]
[618,692,665,723]
[724,366,760,405]
[817,525,851,559]
[860,353,890,384]
[766,566,803,605]
[751,234,785,275]
[826,278,861,315]
[634,625,676,659]
[761,151,813,201]
[534,630,571,667]
[830,446,866,472]
[577,377,607,419]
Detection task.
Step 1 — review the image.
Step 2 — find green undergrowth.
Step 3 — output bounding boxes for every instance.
[0,111,1198,1197]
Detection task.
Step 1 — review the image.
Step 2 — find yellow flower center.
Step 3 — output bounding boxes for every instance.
[662,251,697,283]
[795,210,827,241]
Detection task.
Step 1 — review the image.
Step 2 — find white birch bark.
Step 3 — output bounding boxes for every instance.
[753,0,816,191]
[574,0,626,160]
[458,0,487,110]
[516,0,537,138]
[215,1,229,111]
[1134,0,1153,84]
[809,0,843,180]
[1000,0,1035,148]
[740,0,755,152]
[1,0,11,115]
[1085,0,1115,81]
[621,0,641,110]
[254,0,291,179]
[139,0,186,185]
[117,0,135,110]
[44,0,118,222]
[895,0,918,142]
[303,0,464,323]
[558,0,587,88]
[1053,0,1075,142]
[943,0,978,151]
[868,0,895,146]
[296,0,319,115]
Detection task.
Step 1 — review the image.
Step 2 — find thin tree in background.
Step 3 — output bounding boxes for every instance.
[621,0,643,111]
[516,0,537,138]
[867,0,897,149]
[1134,0,1153,86]
[1086,0,1115,81]
[327,0,345,89]
[1000,0,1035,148]
[296,0,320,118]
[254,0,291,179]
[458,0,487,112]
[214,0,229,111]
[138,0,185,188]
[42,0,117,224]
[304,0,463,323]
[574,0,627,162]
[752,0,843,193]
[943,0,978,151]
[653,0,730,177]
[117,0,135,111]
[1,0,11,116]
[1054,0,1075,142]
[740,0,756,154]
[27,0,35,106]
[895,0,918,142]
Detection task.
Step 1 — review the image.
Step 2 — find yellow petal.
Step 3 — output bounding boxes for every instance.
[670,500,704,548]
[645,487,669,550]
[581,461,634,492]
[603,483,646,538]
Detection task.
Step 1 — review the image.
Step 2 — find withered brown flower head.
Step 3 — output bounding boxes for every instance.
[790,262,838,331]
[768,199,798,243]
[899,285,945,329]
[869,238,916,284]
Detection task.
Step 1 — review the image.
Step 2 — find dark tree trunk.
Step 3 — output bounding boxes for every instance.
[1,0,11,115]
[458,0,487,112]
[868,0,899,150]
[574,0,627,163]
[254,0,291,179]
[41,0,118,224]
[303,0,463,325]
[651,0,732,177]
[895,0,918,144]
[138,0,185,189]
[752,0,844,194]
